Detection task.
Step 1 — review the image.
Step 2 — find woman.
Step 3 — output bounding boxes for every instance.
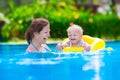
[25,18,51,52]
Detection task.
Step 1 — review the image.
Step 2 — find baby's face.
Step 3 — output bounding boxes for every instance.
[67,27,82,46]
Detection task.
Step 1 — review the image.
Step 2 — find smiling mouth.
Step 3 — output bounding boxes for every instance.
[43,37,47,40]
[71,39,76,41]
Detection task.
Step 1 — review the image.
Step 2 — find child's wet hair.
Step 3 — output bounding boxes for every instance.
[67,23,83,34]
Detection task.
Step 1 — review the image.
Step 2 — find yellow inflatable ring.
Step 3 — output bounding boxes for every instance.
[63,46,84,52]
[63,35,106,52]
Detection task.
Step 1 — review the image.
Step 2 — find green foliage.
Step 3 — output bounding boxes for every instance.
[1,2,120,41]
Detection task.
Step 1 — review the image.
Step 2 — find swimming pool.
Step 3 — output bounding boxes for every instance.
[0,41,120,80]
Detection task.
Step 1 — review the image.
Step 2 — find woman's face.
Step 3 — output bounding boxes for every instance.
[34,25,50,44]
[67,27,82,46]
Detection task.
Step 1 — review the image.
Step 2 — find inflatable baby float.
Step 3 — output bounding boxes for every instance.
[63,35,106,52]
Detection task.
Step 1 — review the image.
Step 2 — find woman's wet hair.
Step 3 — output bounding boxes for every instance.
[25,18,49,44]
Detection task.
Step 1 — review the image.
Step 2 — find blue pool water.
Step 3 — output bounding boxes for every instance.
[0,41,120,80]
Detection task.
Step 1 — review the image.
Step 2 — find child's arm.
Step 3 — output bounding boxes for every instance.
[83,42,91,51]
[56,42,68,50]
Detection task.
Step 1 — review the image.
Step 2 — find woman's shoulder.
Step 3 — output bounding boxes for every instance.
[42,44,51,51]
[26,45,36,52]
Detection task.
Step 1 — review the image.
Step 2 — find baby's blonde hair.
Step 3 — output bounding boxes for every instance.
[67,24,83,35]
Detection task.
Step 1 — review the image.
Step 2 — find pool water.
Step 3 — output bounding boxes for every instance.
[0,41,120,80]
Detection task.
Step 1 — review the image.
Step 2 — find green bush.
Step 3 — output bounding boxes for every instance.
[1,2,120,41]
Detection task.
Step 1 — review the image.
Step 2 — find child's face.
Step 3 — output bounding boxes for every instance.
[34,25,50,44]
[67,27,82,46]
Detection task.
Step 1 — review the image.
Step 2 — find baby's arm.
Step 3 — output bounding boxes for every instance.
[83,42,91,51]
[56,42,68,50]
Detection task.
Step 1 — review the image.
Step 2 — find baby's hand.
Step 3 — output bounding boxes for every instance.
[56,42,63,50]
[56,42,69,50]
[85,45,91,51]
[83,42,91,51]
[62,43,69,47]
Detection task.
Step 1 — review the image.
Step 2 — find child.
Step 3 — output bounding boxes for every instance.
[25,18,51,52]
[56,24,90,51]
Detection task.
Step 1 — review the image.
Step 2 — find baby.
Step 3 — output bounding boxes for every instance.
[56,24,90,51]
